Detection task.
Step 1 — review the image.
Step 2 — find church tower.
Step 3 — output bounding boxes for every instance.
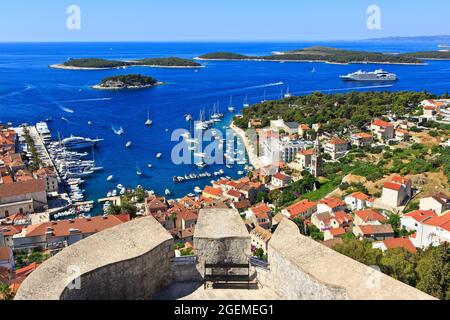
[311,135,322,177]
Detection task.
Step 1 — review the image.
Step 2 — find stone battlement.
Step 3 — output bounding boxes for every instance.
[15,210,435,300]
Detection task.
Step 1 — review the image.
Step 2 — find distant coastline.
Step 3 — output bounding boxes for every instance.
[195,47,428,66]
[194,57,426,66]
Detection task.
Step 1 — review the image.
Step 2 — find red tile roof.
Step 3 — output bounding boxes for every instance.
[383,182,403,191]
[319,197,346,209]
[23,214,128,238]
[203,186,223,197]
[403,210,436,223]
[0,179,46,198]
[15,262,39,278]
[329,138,348,145]
[285,199,317,217]
[372,119,393,128]
[382,237,417,253]
[355,209,387,223]
[347,192,370,201]
[226,189,242,199]
[391,175,409,185]
[273,172,290,181]
[298,149,314,156]
[358,224,394,235]
[423,211,450,232]
[329,227,346,236]
[353,132,373,139]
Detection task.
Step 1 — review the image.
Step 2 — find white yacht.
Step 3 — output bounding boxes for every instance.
[228,96,235,112]
[243,94,249,108]
[340,69,398,81]
[145,108,152,126]
[107,175,114,181]
[165,189,171,196]
[156,153,162,159]
[125,141,132,148]
[61,136,103,150]
[284,87,292,98]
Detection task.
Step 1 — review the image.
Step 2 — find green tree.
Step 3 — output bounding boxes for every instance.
[106,204,121,215]
[380,248,417,286]
[333,238,382,266]
[416,243,450,300]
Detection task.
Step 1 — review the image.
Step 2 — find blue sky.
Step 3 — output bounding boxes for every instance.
[0,0,449,41]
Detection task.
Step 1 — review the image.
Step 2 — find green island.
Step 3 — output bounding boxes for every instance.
[92,74,160,90]
[402,50,450,60]
[197,46,425,65]
[50,57,202,70]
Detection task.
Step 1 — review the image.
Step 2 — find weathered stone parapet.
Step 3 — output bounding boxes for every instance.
[15,217,174,300]
[194,208,251,275]
[261,218,435,300]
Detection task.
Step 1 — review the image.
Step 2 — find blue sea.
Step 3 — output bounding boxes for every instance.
[0,41,449,210]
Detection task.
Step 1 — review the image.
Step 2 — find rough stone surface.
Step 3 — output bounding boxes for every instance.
[194,209,251,275]
[259,218,435,300]
[15,217,173,300]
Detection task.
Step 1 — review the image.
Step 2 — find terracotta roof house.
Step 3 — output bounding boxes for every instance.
[281,199,317,219]
[345,192,373,210]
[351,132,373,148]
[419,193,450,215]
[354,209,387,226]
[12,214,129,251]
[317,197,347,214]
[353,224,394,241]
[373,237,417,254]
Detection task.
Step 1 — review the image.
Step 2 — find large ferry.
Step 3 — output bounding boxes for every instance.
[340,69,398,82]
[61,135,104,150]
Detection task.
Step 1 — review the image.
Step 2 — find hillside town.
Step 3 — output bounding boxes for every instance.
[1,97,450,300]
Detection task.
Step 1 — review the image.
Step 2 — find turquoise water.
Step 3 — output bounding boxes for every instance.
[0,42,449,208]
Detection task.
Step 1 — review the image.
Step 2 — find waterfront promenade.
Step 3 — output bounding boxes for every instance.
[230,122,263,170]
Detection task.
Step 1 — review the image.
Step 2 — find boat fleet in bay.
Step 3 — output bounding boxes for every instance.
[47,135,104,203]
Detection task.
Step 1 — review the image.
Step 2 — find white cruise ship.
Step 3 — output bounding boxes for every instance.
[61,135,104,150]
[340,69,398,82]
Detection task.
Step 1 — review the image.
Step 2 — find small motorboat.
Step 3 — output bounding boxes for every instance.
[165,189,171,196]
[156,153,162,159]
[125,141,132,148]
[107,175,114,181]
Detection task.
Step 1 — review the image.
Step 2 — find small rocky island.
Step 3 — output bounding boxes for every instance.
[197,46,426,65]
[51,57,202,70]
[92,74,160,90]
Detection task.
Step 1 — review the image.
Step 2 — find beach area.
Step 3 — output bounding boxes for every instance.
[230,121,263,170]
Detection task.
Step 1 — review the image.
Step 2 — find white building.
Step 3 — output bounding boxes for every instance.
[324,138,349,160]
[401,210,450,249]
[381,175,412,208]
[345,192,374,211]
[370,119,395,140]
[419,193,450,216]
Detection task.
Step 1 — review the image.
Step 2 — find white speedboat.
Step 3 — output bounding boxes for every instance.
[194,186,202,193]
[107,175,114,181]
[156,153,162,159]
[165,189,171,196]
[147,163,153,168]
[137,170,142,176]
[126,141,132,148]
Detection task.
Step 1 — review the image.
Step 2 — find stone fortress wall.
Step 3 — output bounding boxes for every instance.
[15,209,435,300]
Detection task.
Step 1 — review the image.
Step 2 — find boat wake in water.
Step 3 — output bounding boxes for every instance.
[59,106,75,113]
[0,85,33,100]
[61,97,113,103]
[293,84,394,95]
[202,81,285,98]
